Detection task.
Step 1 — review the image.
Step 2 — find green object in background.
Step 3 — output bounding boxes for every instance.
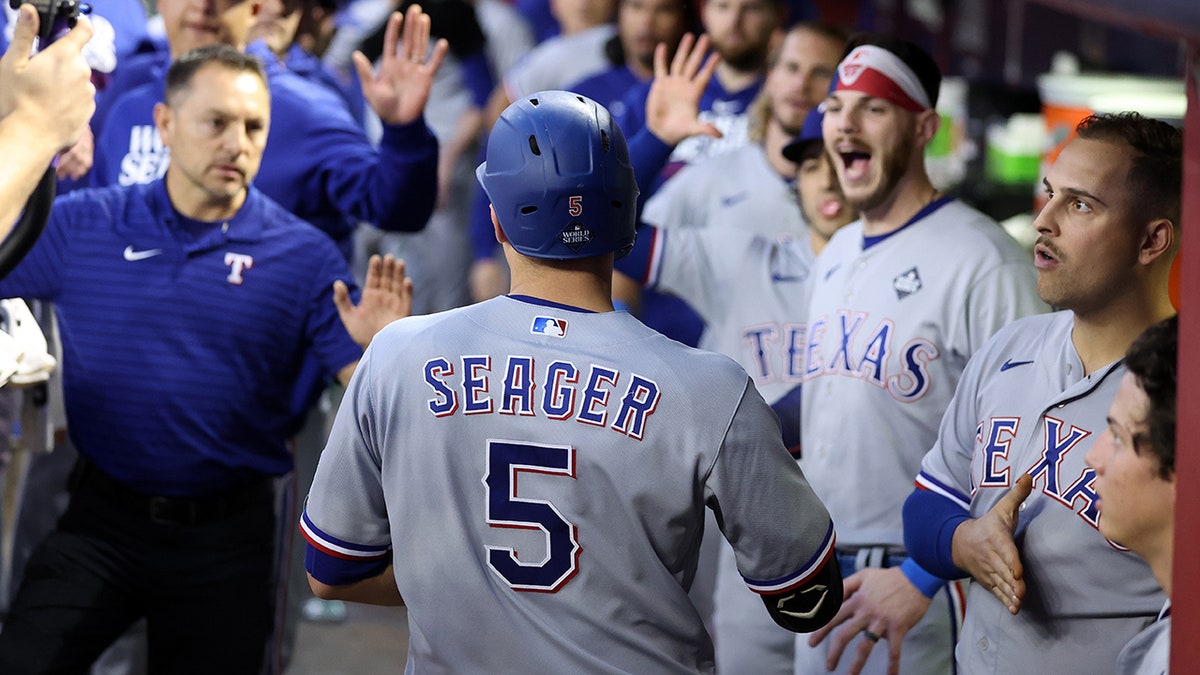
[927,113,954,157]
[986,147,1040,185]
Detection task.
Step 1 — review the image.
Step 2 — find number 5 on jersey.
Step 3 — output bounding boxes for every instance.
[483,440,581,592]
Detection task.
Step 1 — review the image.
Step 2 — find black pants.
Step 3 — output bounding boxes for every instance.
[0,462,276,674]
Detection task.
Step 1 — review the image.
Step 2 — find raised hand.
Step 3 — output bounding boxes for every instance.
[334,254,414,348]
[353,4,449,126]
[644,33,721,147]
[951,473,1034,614]
[0,4,95,153]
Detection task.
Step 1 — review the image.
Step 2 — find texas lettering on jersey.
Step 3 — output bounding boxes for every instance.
[802,310,940,402]
[119,124,169,186]
[424,356,662,440]
[974,415,1100,529]
[740,322,807,386]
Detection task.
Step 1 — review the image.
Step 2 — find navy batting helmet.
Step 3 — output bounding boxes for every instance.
[476,90,638,260]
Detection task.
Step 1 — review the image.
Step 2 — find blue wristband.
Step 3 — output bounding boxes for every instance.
[899,557,947,599]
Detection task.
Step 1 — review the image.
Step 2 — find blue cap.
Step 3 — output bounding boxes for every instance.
[782,107,825,163]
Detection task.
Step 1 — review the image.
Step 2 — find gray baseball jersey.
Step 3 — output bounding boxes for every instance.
[1117,603,1170,675]
[916,311,1164,673]
[646,226,814,405]
[801,198,1047,548]
[302,295,836,673]
[502,24,616,100]
[642,143,806,239]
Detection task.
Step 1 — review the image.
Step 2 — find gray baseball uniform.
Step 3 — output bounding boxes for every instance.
[642,143,806,240]
[503,24,616,100]
[646,227,813,406]
[302,295,837,673]
[1117,603,1170,675]
[798,198,1047,673]
[916,311,1164,673]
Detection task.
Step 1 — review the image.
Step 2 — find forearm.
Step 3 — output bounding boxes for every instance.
[308,565,404,606]
[902,487,971,580]
[0,114,59,234]
[367,120,439,231]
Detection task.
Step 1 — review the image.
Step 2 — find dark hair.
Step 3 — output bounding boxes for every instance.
[607,0,697,68]
[165,45,267,106]
[360,0,486,62]
[843,33,940,108]
[1076,112,1183,232]
[1125,314,1178,479]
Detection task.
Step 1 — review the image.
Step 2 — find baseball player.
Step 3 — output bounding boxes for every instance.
[1086,316,1177,675]
[796,35,1049,675]
[301,90,842,673]
[904,112,1179,673]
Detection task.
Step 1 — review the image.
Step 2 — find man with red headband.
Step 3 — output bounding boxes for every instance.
[793,34,1047,674]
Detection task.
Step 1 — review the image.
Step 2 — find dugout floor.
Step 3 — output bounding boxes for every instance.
[289,600,409,673]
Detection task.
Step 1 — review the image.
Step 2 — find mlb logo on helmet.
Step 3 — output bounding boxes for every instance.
[532,316,567,337]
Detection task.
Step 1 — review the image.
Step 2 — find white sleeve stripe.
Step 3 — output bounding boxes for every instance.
[744,523,836,594]
[299,515,389,560]
[915,473,971,510]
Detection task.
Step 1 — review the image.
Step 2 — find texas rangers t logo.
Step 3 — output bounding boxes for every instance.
[225,252,254,285]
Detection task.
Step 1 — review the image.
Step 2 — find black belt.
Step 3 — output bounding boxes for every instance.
[72,457,273,526]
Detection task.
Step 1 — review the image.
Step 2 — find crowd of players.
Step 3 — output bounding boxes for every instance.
[0,0,1183,672]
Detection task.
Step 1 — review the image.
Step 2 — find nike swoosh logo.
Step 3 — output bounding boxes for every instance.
[771,273,805,283]
[777,584,828,619]
[720,191,748,207]
[123,245,163,261]
[1000,359,1034,372]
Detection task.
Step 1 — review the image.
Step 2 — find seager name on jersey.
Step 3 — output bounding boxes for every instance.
[423,356,662,440]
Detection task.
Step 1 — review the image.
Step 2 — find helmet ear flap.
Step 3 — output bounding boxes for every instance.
[476,90,639,261]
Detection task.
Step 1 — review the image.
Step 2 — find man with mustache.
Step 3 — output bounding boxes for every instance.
[796,34,1047,675]
[905,112,1179,673]
[0,45,410,673]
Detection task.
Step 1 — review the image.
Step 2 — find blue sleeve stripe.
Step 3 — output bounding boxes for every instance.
[299,510,390,561]
[915,472,971,510]
[304,541,392,586]
[743,521,836,594]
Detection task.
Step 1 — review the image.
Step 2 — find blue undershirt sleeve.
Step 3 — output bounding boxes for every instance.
[769,384,803,458]
[898,557,947,598]
[626,128,674,211]
[613,225,657,284]
[903,488,971,580]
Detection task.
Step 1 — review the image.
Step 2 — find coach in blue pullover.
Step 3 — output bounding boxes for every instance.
[90,0,448,258]
[0,45,410,673]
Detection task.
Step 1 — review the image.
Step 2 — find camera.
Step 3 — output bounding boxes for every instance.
[8,0,84,48]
